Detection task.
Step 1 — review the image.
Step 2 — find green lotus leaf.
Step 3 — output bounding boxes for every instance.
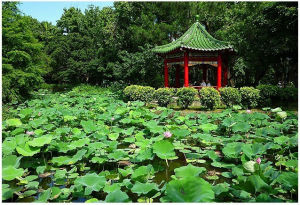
[118,167,133,177]
[165,176,215,202]
[52,156,72,166]
[105,189,130,202]
[122,127,135,136]
[248,175,270,193]
[25,181,39,189]
[28,135,52,147]
[37,188,51,202]
[274,136,289,145]
[108,150,126,161]
[212,182,230,195]
[74,173,106,195]
[68,138,90,149]
[232,122,251,133]
[2,155,22,168]
[222,142,243,158]
[2,139,17,156]
[172,129,191,138]
[243,161,256,173]
[174,164,206,178]
[276,111,287,119]
[5,118,22,127]
[153,140,176,160]
[275,172,298,190]
[64,115,77,122]
[232,167,244,176]
[131,165,153,179]
[2,184,16,200]
[50,186,62,199]
[91,157,106,164]
[221,172,233,178]
[242,143,266,158]
[206,150,220,161]
[199,123,218,133]
[131,181,159,195]
[103,183,121,193]
[16,143,40,156]
[80,120,97,133]
[135,148,154,162]
[284,160,298,169]
[52,149,86,166]
[2,166,24,181]
[23,190,37,198]
[70,149,87,164]
[18,107,32,118]
[211,161,235,169]
[271,107,282,113]
[108,133,119,141]
[85,198,99,203]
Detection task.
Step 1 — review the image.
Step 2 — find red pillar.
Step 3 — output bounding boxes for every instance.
[164,59,168,87]
[217,55,222,90]
[175,65,180,88]
[203,65,207,82]
[184,52,189,87]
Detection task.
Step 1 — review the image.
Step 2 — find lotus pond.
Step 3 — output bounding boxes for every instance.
[2,88,298,202]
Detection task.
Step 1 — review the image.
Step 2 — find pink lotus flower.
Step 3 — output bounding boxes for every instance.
[256,157,261,164]
[111,117,115,121]
[38,112,41,116]
[26,131,34,136]
[164,131,172,138]
[246,110,251,114]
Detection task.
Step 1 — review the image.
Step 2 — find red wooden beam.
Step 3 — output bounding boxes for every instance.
[164,59,169,87]
[184,52,189,87]
[166,57,217,63]
[217,55,222,90]
[189,57,218,61]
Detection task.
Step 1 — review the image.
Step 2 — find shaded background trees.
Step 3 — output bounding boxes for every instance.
[2,1,298,103]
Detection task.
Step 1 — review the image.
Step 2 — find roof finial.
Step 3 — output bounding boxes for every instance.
[196,15,199,23]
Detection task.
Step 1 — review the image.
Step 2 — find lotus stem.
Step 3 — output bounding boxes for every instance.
[165,159,169,167]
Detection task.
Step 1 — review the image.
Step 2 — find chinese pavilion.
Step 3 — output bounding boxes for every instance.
[153,17,234,90]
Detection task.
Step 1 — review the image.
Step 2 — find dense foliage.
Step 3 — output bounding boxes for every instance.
[176,87,198,109]
[2,2,50,103]
[199,87,221,110]
[123,85,155,104]
[256,84,279,106]
[2,86,298,202]
[2,2,298,103]
[219,87,242,107]
[239,87,261,109]
[154,88,174,107]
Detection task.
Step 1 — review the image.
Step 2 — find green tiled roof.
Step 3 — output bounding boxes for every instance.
[153,21,233,54]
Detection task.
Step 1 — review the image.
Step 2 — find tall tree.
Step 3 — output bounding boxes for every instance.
[2,2,50,103]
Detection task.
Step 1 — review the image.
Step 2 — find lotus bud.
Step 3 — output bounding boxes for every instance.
[26,131,34,136]
[164,131,172,138]
[256,157,261,164]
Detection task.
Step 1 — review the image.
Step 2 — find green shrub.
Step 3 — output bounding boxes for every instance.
[256,84,279,106]
[154,88,174,107]
[240,87,260,108]
[199,87,221,110]
[219,87,241,107]
[123,85,155,104]
[71,84,106,95]
[278,86,298,102]
[176,87,198,109]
